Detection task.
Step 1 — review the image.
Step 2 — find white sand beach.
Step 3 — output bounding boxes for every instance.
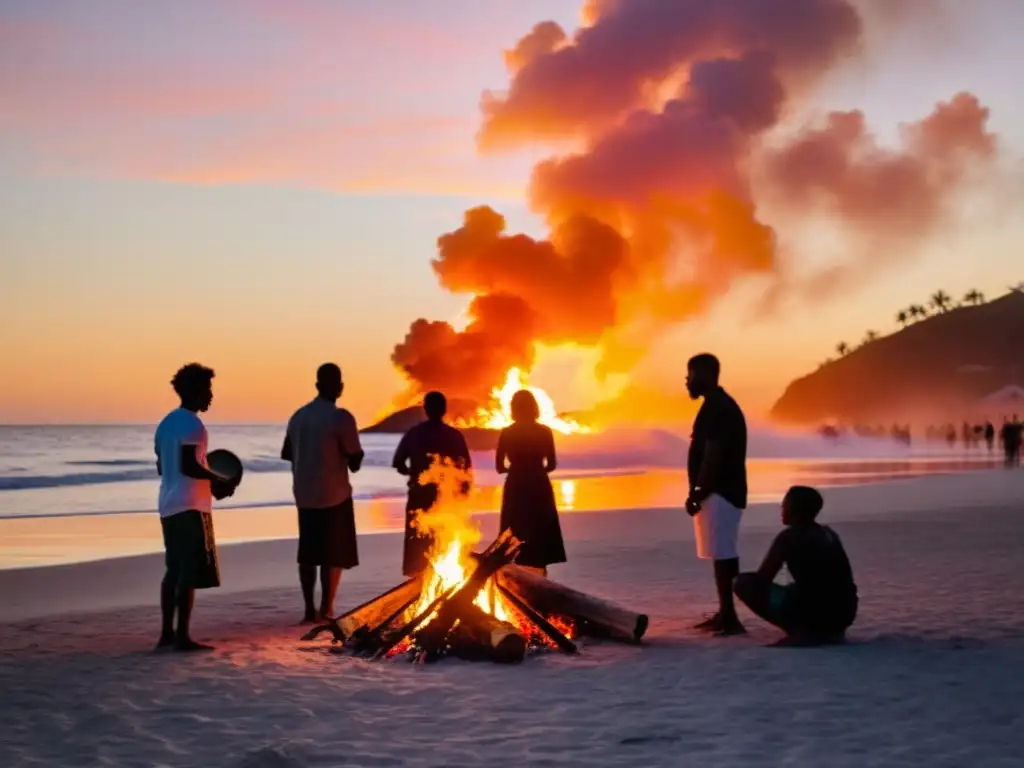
[3,470,1024,767]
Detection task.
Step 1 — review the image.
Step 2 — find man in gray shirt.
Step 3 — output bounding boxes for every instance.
[281,363,364,622]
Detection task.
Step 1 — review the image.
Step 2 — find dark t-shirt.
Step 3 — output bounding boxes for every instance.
[688,387,748,509]
[393,420,471,490]
[770,523,857,615]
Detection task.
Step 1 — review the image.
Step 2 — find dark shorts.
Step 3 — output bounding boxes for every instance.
[298,499,359,569]
[161,510,220,590]
[734,573,856,637]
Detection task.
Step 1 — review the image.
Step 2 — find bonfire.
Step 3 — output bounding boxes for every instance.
[302,455,647,664]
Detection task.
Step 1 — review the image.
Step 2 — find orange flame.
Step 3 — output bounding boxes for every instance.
[405,456,513,626]
[397,455,575,652]
[460,367,590,435]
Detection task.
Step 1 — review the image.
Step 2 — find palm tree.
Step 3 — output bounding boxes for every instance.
[836,342,850,357]
[930,290,952,313]
[863,330,879,345]
[912,303,930,319]
[896,309,909,327]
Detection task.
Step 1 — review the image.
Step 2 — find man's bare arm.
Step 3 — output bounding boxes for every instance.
[340,413,365,473]
[756,536,786,581]
[392,435,411,475]
[179,445,225,482]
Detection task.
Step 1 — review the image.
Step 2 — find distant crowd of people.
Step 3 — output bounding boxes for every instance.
[154,356,860,651]
[820,416,1023,466]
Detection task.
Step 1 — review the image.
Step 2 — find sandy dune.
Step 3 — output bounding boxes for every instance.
[2,471,1024,766]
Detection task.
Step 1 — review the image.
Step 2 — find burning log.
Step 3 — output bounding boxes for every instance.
[301,576,422,643]
[370,584,458,659]
[300,528,648,664]
[496,582,577,655]
[366,530,522,660]
[411,530,522,658]
[448,604,527,664]
[497,564,649,643]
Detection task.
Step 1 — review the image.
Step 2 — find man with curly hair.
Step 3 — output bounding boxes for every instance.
[154,363,234,652]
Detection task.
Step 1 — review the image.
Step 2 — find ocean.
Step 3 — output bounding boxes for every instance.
[0,423,1000,519]
[0,424,999,568]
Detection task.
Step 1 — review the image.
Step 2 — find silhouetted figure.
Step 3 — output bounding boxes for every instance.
[685,353,748,637]
[890,424,911,446]
[984,420,996,452]
[1002,414,1023,467]
[945,425,957,449]
[496,390,566,575]
[392,391,472,576]
[154,363,235,652]
[734,486,857,646]
[282,363,364,622]
[962,422,973,450]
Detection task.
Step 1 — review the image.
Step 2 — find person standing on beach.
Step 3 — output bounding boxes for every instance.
[496,390,567,576]
[392,391,472,576]
[685,353,748,636]
[155,363,234,652]
[1003,414,1023,467]
[984,420,996,453]
[282,363,364,622]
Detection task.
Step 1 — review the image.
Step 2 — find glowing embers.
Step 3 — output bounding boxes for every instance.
[301,457,645,664]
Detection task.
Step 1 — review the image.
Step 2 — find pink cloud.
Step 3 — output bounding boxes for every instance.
[0,1,517,194]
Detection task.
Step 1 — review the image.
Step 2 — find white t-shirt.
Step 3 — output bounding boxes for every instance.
[284,398,362,509]
[155,408,212,517]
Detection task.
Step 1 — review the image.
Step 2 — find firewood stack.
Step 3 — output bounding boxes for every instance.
[301,529,649,664]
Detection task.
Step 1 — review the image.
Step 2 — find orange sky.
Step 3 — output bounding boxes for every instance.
[1,0,1022,426]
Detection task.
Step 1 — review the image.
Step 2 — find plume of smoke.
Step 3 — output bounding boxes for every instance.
[392,206,629,402]
[760,92,997,302]
[390,0,1001,408]
[765,93,996,234]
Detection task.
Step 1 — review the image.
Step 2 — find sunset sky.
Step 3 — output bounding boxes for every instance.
[1,0,1022,426]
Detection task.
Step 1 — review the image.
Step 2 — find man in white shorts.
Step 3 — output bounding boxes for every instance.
[685,353,748,636]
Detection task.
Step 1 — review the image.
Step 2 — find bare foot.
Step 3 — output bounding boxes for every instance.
[154,634,175,652]
[693,613,722,632]
[713,618,747,637]
[175,639,215,652]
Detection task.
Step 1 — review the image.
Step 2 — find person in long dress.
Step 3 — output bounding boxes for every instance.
[496,390,566,575]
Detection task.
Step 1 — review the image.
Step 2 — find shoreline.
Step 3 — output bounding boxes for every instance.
[3,468,1022,624]
[0,462,1015,572]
